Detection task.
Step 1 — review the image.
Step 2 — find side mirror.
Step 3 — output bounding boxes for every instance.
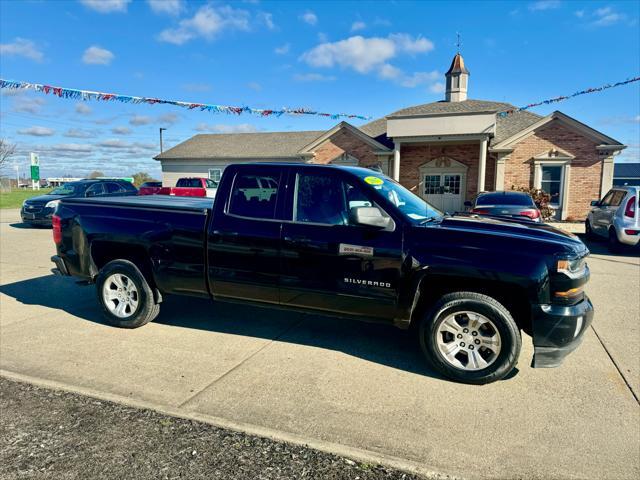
[464,201,472,208]
[590,200,600,207]
[350,206,390,229]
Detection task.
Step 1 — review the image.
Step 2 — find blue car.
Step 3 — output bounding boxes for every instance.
[21,179,137,226]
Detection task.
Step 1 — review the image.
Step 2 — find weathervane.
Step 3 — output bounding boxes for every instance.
[455,32,462,53]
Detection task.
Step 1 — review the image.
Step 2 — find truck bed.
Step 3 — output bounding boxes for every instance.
[61,195,213,213]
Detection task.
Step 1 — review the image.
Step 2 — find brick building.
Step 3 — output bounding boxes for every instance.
[156,53,626,220]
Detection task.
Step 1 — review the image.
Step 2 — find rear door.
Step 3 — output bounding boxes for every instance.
[207,166,286,305]
[280,168,403,319]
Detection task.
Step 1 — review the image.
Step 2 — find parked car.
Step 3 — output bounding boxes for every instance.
[158,177,217,198]
[51,163,592,385]
[586,186,639,252]
[21,179,137,226]
[138,181,163,196]
[465,191,542,222]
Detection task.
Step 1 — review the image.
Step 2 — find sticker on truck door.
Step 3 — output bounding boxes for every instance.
[339,243,373,256]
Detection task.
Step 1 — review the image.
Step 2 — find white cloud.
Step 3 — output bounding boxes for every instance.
[429,82,446,94]
[64,128,94,138]
[111,126,132,135]
[12,97,46,114]
[275,43,290,55]
[130,115,152,126]
[17,126,55,137]
[378,63,402,80]
[259,11,276,30]
[196,123,258,133]
[398,70,440,88]
[80,0,130,14]
[351,21,366,32]
[528,1,561,12]
[183,82,212,92]
[293,73,336,82]
[575,10,585,18]
[75,102,92,115]
[591,7,626,27]
[158,113,179,125]
[158,4,250,45]
[300,11,318,26]
[82,45,115,65]
[98,139,156,150]
[147,0,183,16]
[247,81,262,91]
[0,38,44,62]
[300,34,434,74]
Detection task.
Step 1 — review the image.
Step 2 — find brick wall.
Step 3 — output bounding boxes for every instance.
[398,143,481,199]
[505,119,603,219]
[311,129,380,167]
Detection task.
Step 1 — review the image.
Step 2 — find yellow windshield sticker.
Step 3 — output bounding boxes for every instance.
[364,176,383,186]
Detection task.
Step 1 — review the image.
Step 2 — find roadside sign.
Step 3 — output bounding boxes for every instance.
[30,153,40,189]
[30,165,40,181]
[30,152,39,166]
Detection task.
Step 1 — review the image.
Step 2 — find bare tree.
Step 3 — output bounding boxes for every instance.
[0,139,16,173]
[88,170,105,179]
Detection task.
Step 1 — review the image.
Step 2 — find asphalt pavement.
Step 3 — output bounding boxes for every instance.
[1,208,639,479]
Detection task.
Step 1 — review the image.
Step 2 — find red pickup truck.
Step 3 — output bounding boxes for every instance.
[158,178,217,198]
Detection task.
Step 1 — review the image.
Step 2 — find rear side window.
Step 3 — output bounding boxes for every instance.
[104,182,124,193]
[177,178,202,188]
[228,172,281,219]
[476,193,534,206]
[120,181,137,191]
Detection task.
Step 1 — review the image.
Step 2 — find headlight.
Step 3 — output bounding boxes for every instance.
[45,200,60,209]
[557,256,587,279]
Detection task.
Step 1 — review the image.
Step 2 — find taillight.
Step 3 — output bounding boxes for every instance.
[472,208,489,214]
[52,215,62,245]
[624,196,636,218]
[519,209,540,220]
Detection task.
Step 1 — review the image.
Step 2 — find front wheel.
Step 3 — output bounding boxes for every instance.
[419,292,521,385]
[96,259,160,328]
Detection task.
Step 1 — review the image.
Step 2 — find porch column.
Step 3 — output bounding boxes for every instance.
[599,154,615,198]
[393,141,401,181]
[477,138,488,192]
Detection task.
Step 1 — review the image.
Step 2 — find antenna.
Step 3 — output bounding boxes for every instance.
[455,32,462,53]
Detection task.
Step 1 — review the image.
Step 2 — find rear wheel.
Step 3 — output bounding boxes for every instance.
[96,259,159,328]
[419,292,521,385]
[585,219,595,239]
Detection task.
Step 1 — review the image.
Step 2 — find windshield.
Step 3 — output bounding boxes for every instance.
[356,172,442,223]
[50,184,81,195]
[476,193,534,207]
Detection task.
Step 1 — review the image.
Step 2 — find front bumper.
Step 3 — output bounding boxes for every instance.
[531,295,594,368]
[21,206,54,225]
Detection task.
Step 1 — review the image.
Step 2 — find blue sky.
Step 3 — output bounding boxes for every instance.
[1,0,639,179]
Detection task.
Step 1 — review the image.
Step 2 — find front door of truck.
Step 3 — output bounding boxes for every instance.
[280,169,403,319]
[208,166,285,305]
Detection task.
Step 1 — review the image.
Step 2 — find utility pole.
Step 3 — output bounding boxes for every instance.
[14,163,19,189]
[159,127,167,153]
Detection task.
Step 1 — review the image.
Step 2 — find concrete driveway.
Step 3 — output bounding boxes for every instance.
[1,207,638,480]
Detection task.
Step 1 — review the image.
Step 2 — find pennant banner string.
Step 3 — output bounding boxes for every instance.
[0,78,372,121]
[497,76,640,117]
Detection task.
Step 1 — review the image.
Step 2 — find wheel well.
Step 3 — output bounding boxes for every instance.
[90,241,155,287]
[412,275,532,334]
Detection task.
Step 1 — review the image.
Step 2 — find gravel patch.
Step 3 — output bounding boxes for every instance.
[0,377,439,479]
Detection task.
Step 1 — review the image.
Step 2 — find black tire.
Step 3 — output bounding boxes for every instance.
[419,292,521,385]
[585,219,595,239]
[608,228,623,253]
[96,259,159,328]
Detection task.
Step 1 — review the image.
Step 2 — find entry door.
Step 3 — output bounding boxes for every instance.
[280,169,403,319]
[207,166,284,305]
[424,173,463,212]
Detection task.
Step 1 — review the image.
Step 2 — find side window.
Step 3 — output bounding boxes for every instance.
[85,183,104,197]
[208,168,222,183]
[105,182,123,194]
[228,172,280,219]
[205,179,217,189]
[295,172,348,225]
[609,190,626,207]
[600,190,615,206]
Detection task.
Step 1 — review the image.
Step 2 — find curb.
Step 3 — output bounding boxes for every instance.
[1,369,462,480]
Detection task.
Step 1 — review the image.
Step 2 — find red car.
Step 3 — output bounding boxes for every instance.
[137,181,163,195]
[158,178,217,198]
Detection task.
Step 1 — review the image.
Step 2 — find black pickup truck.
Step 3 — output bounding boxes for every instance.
[51,163,593,384]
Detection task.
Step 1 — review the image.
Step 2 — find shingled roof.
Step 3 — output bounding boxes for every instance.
[358,99,543,145]
[155,131,325,160]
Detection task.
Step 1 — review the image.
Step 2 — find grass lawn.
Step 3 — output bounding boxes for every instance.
[0,188,53,209]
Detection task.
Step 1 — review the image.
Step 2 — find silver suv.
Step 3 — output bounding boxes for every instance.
[586,186,639,252]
